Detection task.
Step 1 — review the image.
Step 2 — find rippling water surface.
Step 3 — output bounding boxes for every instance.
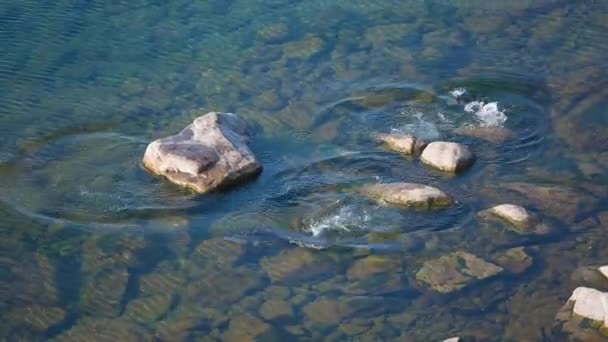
[1,1,608,340]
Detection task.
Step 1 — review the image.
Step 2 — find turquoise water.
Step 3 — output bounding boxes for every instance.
[1,1,608,340]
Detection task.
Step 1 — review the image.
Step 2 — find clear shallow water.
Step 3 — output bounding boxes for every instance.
[1,1,608,340]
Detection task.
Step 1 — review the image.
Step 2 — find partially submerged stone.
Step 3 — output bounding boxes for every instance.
[142,112,262,193]
[377,133,427,154]
[420,141,475,172]
[478,204,550,235]
[568,287,608,328]
[359,182,453,209]
[455,125,513,143]
[416,251,503,293]
[443,338,462,342]
[599,266,608,280]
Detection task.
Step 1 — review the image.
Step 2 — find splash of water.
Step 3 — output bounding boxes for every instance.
[464,101,508,127]
[305,204,371,237]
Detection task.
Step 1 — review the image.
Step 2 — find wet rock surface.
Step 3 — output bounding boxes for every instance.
[420,141,475,172]
[142,112,262,193]
[377,133,427,154]
[416,251,503,293]
[478,204,551,235]
[359,182,453,209]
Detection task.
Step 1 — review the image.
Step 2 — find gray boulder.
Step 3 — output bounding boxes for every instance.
[142,112,262,193]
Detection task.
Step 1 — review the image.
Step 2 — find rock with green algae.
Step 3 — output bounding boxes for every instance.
[416,251,503,293]
[2,253,60,307]
[260,247,337,284]
[123,294,174,325]
[223,312,279,342]
[253,89,286,111]
[80,266,129,317]
[259,299,295,322]
[257,22,291,44]
[190,237,245,270]
[302,297,351,326]
[50,317,154,342]
[155,305,226,341]
[138,261,186,297]
[494,247,533,274]
[346,255,402,280]
[283,35,324,60]
[81,232,147,275]
[183,266,263,307]
[3,305,65,334]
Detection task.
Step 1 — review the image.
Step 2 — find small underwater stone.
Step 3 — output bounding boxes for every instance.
[155,305,226,341]
[191,237,245,270]
[260,247,336,284]
[184,266,263,307]
[138,261,186,297]
[420,141,475,173]
[223,312,276,342]
[377,133,427,155]
[283,35,324,60]
[302,298,347,325]
[339,319,374,336]
[416,251,503,293]
[346,255,402,280]
[256,22,290,44]
[142,111,262,193]
[359,182,453,209]
[259,299,295,322]
[495,247,533,274]
[570,266,608,290]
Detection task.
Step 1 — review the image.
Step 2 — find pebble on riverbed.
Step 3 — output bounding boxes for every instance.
[142,112,262,193]
[359,182,453,209]
[377,133,428,154]
[420,141,475,172]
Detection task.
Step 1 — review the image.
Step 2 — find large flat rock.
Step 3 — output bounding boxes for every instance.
[420,141,475,172]
[143,112,262,193]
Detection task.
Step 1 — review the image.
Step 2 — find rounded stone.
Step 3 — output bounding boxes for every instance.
[377,133,427,155]
[359,182,453,209]
[420,141,475,172]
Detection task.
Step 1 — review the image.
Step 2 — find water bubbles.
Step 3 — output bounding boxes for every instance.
[464,101,508,127]
[449,87,467,98]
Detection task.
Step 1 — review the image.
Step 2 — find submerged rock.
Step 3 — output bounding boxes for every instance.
[377,133,427,154]
[416,251,503,293]
[420,141,475,172]
[495,247,533,274]
[259,299,295,322]
[224,313,276,342]
[359,182,453,209]
[260,247,336,283]
[52,317,154,341]
[478,204,550,235]
[455,125,513,143]
[142,112,262,193]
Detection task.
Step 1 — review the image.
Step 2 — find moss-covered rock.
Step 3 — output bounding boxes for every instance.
[123,294,173,325]
[80,266,129,317]
[494,247,533,274]
[260,247,337,284]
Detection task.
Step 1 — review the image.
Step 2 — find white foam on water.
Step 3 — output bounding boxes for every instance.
[449,87,467,98]
[464,101,508,127]
[306,205,371,237]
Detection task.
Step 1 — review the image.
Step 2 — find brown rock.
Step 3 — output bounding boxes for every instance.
[495,247,533,274]
[455,125,513,143]
[259,299,294,322]
[142,112,262,193]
